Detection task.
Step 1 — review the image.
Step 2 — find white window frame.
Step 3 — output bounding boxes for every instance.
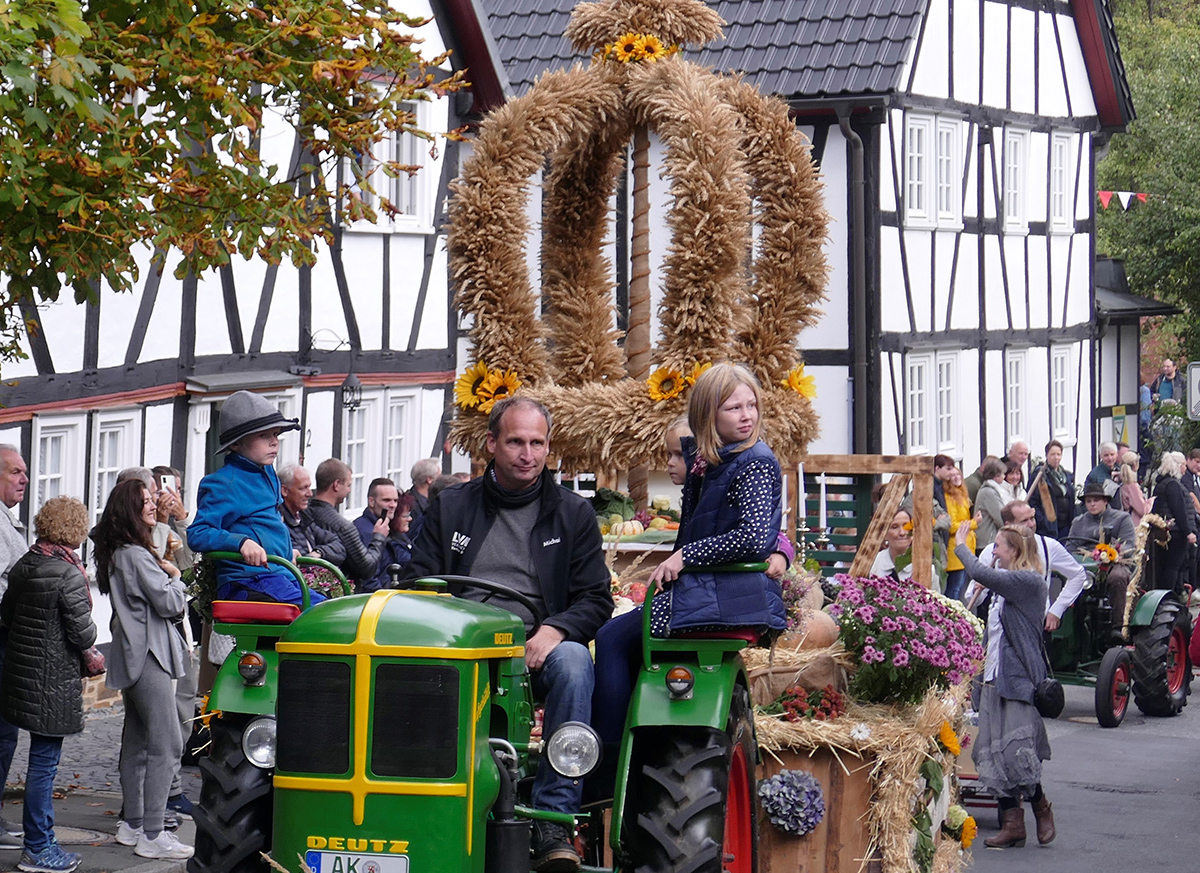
[935,351,958,453]
[1049,132,1073,233]
[904,115,935,228]
[1050,346,1074,441]
[1004,128,1029,233]
[30,415,85,517]
[91,409,142,516]
[342,387,422,517]
[906,353,932,454]
[342,99,436,235]
[264,389,303,469]
[1005,350,1029,443]
[935,118,962,227]
[385,393,420,487]
[343,397,380,514]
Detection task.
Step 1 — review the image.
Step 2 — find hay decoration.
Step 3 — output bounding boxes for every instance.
[755,682,971,873]
[446,0,827,469]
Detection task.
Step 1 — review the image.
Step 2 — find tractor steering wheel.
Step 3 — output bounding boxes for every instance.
[406,574,543,631]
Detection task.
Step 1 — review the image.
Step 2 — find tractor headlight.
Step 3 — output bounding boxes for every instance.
[545,721,601,778]
[241,716,277,769]
[238,652,267,686]
[665,665,695,699]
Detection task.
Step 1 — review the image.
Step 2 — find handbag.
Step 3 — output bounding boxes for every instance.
[80,645,106,678]
[999,607,1064,719]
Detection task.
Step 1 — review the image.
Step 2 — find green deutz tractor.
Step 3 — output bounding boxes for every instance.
[189,554,761,873]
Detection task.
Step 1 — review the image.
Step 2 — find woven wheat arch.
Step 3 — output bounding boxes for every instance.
[447,0,829,474]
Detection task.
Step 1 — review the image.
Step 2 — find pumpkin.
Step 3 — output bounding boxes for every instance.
[777,609,840,650]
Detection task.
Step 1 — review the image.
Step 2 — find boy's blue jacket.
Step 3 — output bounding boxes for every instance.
[188,454,306,603]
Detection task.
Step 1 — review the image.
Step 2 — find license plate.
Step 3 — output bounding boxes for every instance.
[304,851,410,873]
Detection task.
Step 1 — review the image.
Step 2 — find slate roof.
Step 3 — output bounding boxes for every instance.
[483,0,927,100]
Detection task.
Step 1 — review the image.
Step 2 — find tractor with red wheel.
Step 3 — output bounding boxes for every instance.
[188,554,762,873]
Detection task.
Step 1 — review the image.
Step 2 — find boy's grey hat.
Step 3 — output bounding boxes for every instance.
[217,390,300,453]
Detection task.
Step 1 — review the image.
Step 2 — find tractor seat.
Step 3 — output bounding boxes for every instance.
[674,628,762,644]
[212,600,301,625]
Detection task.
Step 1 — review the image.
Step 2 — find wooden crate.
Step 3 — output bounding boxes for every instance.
[758,747,882,873]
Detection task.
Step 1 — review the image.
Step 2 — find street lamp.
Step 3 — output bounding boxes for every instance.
[341,371,362,411]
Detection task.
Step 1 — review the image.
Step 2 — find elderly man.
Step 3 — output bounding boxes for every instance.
[1065,482,1138,633]
[0,446,28,845]
[407,458,440,523]
[405,398,611,873]
[305,459,387,580]
[277,464,345,565]
[1085,442,1122,509]
[1005,440,1031,485]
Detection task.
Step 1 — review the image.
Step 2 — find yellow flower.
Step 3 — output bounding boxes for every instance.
[938,721,961,756]
[902,521,914,533]
[476,369,522,414]
[960,816,977,848]
[782,363,817,399]
[684,360,712,386]
[454,360,491,409]
[613,32,641,62]
[638,34,668,62]
[647,367,685,401]
[1094,543,1120,564]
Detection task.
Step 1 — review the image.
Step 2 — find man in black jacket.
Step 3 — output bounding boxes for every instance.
[305,459,388,584]
[405,397,611,873]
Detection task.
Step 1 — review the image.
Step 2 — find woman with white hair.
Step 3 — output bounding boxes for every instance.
[1153,451,1196,591]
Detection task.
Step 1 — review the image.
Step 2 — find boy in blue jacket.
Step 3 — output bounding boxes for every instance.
[188,391,322,606]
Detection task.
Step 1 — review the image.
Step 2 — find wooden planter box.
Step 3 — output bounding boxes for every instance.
[758,747,882,873]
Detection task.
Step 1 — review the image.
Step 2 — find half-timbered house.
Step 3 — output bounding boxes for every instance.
[0,0,509,542]
[483,0,1135,474]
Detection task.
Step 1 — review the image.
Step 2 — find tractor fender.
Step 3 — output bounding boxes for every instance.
[1129,588,1174,629]
[626,657,746,731]
[207,638,280,716]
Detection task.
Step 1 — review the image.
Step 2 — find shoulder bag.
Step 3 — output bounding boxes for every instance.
[999,607,1064,719]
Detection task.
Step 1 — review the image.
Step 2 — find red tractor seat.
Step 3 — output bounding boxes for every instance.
[674,628,762,644]
[212,600,301,625]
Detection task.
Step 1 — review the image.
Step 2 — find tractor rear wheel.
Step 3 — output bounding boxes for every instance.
[189,715,273,873]
[623,685,757,873]
[1095,647,1131,728]
[1132,596,1189,717]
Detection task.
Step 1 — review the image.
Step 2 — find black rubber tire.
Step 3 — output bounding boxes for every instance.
[621,684,757,873]
[1132,596,1189,717]
[1095,647,1131,728]
[188,716,273,873]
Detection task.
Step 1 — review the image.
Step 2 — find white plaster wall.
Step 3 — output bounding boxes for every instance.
[141,252,187,362]
[142,403,176,467]
[1009,8,1037,114]
[948,242,978,331]
[1058,14,1099,117]
[1065,241,1092,327]
[981,2,1009,109]
[805,365,853,456]
[981,236,1008,331]
[303,389,337,469]
[800,126,848,351]
[932,230,959,332]
[38,299,86,374]
[907,0,950,99]
[958,347,982,464]
[1025,242,1049,329]
[983,348,1007,452]
[1002,236,1028,331]
[879,228,908,333]
[904,232,933,334]
[417,237,449,350]
[419,387,448,473]
[1037,12,1070,117]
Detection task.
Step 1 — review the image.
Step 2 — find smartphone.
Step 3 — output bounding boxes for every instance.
[160,475,174,493]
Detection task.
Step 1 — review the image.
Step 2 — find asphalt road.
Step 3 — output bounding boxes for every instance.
[966,676,1200,872]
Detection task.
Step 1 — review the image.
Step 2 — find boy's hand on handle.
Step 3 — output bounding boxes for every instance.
[766,552,787,580]
[240,539,268,567]
[649,550,685,589]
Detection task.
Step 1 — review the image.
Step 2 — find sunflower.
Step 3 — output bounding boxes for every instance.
[454,360,491,409]
[782,363,817,399]
[960,816,977,848]
[1093,542,1120,564]
[477,369,522,414]
[938,720,961,756]
[613,32,642,62]
[637,34,668,62]
[684,361,712,386]
[647,367,685,401]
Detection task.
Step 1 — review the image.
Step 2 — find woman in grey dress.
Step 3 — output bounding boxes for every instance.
[955,519,1055,848]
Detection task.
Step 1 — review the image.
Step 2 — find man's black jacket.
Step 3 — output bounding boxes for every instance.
[403,467,612,644]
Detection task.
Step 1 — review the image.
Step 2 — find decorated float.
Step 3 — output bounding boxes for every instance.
[444,0,984,869]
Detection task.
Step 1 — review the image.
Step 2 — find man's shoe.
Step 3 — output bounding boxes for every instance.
[166,793,195,819]
[17,843,81,873]
[0,830,22,849]
[163,810,181,831]
[134,832,195,861]
[0,815,24,839]
[115,821,142,847]
[530,821,580,873]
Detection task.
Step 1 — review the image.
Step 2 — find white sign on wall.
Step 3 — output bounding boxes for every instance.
[1189,362,1200,421]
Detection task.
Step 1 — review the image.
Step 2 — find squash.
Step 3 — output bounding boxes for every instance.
[777,609,840,651]
[615,520,645,536]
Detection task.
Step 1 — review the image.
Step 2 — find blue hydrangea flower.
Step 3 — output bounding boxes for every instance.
[758,769,825,836]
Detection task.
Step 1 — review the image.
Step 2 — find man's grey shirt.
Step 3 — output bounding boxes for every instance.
[0,503,28,599]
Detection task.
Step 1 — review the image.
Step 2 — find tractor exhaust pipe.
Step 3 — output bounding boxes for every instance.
[485,741,530,873]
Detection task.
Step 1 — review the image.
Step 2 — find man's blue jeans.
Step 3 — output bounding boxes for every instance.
[529,641,593,814]
[23,734,64,853]
[0,631,22,818]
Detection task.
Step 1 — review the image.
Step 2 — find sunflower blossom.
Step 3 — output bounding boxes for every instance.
[638,34,668,62]
[613,32,641,62]
[938,720,961,756]
[961,816,977,848]
[782,363,817,399]
[647,367,685,401]
[477,369,522,414]
[685,360,712,386]
[454,360,491,409]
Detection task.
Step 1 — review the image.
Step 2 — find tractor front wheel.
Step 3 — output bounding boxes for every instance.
[1132,597,1189,717]
[189,715,273,873]
[1095,647,1131,728]
[623,685,757,873]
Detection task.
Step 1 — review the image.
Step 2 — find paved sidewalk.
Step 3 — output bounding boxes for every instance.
[0,706,201,873]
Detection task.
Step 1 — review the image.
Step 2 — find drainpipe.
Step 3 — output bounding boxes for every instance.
[838,109,869,453]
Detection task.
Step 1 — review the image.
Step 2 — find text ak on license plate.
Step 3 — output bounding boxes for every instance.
[305,852,410,873]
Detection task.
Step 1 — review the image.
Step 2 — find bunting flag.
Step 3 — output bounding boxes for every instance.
[1098,190,1148,209]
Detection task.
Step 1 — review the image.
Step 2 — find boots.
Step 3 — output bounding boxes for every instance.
[1031,795,1056,845]
[985,808,1027,848]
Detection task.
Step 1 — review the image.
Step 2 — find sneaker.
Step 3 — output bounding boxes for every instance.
[0,830,21,850]
[0,816,23,839]
[163,810,181,831]
[166,793,195,820]
[115,821,142,847]
[530,821,580,873]
[17,843,81,873]
[135,831,195,861]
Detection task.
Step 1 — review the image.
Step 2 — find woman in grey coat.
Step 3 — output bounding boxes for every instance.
[2,497,97,873]
[93,480,192,862]
[956,519,1055,849]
